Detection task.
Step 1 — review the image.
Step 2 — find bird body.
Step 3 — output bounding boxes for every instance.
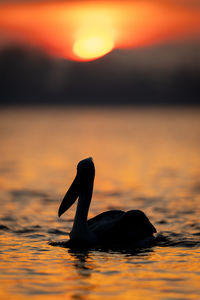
[58,158,156,248]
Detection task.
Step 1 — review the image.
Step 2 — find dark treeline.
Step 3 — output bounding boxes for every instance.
[0,45,200,105]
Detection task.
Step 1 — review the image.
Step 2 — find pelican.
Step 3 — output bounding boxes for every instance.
[58,158,156,248]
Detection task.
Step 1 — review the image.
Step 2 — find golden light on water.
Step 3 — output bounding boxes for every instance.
[0,108,200,299]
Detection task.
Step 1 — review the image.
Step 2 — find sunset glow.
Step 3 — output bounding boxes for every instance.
[73,34,114,60]
[0,1,199,61]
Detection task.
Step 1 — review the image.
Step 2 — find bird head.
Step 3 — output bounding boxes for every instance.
[58,157,95,217]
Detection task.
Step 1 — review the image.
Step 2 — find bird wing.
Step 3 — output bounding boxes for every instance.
[88,210,125,237]
[88,209,156,244]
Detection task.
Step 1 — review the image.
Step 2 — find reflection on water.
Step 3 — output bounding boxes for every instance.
[0,107,200,299]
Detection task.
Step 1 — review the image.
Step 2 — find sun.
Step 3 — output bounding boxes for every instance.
[73,33,114,61]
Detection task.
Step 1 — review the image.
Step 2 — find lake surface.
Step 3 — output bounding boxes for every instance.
[0,106,200,300]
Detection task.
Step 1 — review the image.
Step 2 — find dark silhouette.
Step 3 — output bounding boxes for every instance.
[58,158,156,248]
[0,44,200,106]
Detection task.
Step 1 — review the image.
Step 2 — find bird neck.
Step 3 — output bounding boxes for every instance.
[70,181,94,241]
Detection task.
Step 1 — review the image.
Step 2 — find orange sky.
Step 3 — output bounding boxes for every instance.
[0,0,199,61]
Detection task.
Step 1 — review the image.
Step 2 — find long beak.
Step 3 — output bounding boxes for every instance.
[58,175,80,217]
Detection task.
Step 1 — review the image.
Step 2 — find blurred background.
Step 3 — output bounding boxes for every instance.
[0,0,199,105]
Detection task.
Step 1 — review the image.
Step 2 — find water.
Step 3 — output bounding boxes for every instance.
[0,106,200,300]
